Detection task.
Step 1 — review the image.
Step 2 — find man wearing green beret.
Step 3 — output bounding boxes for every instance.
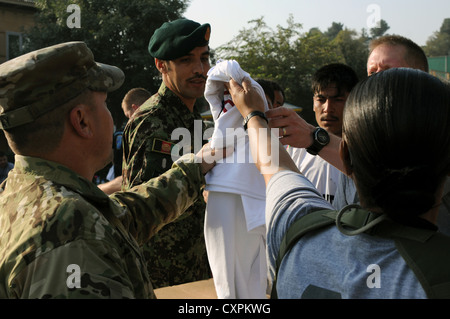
[0,41,219,298]
[122,19,213,288]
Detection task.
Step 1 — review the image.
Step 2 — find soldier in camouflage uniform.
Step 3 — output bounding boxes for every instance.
[121,19,213,288]
[0,41,218,298]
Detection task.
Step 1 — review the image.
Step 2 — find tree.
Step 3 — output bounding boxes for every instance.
[324,22,344,40]
[332,29,369,80]
[216,16,344,125]
[424,18,450,57]
[22,0,189,127]
[369,19,390,39]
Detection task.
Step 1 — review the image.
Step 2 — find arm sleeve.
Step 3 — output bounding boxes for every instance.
[122,109,174,188]
[111,154,205,245]
[265,170,334,281]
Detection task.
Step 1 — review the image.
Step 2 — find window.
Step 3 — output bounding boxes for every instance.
[6,32,23,60]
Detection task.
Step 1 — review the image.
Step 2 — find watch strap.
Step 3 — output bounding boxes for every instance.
[306,127,329,156]
[243,111,268,130]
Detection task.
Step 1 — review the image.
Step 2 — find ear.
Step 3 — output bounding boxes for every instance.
[69,105,93,138]
[339,137,353,176]
[131,104,139,111]
[155,58,167,74]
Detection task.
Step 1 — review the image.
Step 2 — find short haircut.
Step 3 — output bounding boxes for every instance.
[343,68,450,224]
[255,79,285,105]
[369,35,429,72]
[4,89,92,155]
[311,63,359,97]
[122,88,152,108]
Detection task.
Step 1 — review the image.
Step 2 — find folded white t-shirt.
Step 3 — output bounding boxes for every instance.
[204,59,268,230]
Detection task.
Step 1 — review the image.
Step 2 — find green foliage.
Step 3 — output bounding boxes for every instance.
[369,19,390,39]
[324,22,344,40]
[22,0,189,127]
[332,29,369,81]
[216,16,345,125]
[424,18,450,57]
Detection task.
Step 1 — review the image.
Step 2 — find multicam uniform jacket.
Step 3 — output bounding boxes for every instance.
[122,82,212,288]
[0,154,204,298]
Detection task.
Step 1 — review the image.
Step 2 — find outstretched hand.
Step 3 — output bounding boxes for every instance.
[195,142,233,175]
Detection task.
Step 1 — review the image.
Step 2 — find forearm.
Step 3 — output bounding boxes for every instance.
[111,154,204,244]
[318,134,345,173]
[246,116,300,186]
[98,176,123,195]
[266,106,345,173]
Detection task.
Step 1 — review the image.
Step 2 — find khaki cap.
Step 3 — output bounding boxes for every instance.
[0,41,124,129]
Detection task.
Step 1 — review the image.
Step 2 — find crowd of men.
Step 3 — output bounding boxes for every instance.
[0,17,449,299]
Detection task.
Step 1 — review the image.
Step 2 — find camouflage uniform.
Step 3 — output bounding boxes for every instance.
[0,153,205,298]
[0,41,208,298]
[122,82,211,288]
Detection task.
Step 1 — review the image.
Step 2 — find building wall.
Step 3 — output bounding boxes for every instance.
[428,56,450,81]
[0,1,36,154]
[0,1,37,64]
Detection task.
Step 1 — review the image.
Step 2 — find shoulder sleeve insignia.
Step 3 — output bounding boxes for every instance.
[152,138,176,155]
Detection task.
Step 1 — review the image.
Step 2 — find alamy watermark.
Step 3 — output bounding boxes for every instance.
[367,4,382,29]
[366,264,381,288]
[66,4,81,29]
[172,121,281,174]
[66,264,81,289]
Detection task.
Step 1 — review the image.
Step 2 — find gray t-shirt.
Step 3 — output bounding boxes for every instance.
[266,170,427,299]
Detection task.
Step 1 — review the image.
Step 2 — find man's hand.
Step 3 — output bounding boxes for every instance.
[195,142,232,175]
[227,78,265,118]
[265,106,315,148]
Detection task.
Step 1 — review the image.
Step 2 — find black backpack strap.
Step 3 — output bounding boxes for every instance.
[395,232,450,299]
[271,205,450,299]
[271,209,336,299]
[272,205,381,298]
[367,219,450,299]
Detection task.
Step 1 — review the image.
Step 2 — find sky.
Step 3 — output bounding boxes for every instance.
[184,0,450,50]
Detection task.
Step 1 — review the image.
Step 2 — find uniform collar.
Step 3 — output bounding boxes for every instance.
[158,82,202,116]
[13,155,109,203]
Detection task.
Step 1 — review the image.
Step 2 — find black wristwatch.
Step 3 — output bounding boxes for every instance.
[306,127,330,156]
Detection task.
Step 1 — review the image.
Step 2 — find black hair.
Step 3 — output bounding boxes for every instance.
[343,68,450,224]
[256,79,285,105]
[311,63,359,96]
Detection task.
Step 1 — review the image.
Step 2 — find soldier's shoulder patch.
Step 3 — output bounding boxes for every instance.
[152,138,176,155]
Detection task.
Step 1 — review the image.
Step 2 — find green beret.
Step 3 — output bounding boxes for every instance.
[0,41,124,130]
[149,19,211,60]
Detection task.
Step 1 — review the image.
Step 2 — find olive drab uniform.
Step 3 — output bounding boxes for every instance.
[122,83,212,288]
[0,154,205,298]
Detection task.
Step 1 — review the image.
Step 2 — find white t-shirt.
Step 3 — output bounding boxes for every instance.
[204,59,268,231]
[286,146,341,204]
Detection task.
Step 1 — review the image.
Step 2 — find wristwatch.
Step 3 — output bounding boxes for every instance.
[306,127,330,156]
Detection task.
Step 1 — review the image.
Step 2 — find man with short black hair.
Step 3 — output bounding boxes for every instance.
[287,63,358,204]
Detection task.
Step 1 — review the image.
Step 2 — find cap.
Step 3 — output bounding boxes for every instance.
[148,18,210,60]
[0,41,125,130]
